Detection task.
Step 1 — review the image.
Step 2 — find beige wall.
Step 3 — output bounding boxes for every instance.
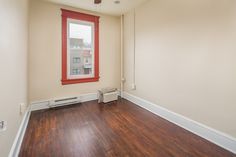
[29,0,121,102]
[0,0,29,156]
[124,0,236,137]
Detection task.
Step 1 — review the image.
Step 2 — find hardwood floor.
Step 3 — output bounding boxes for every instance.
[19,98,235,157]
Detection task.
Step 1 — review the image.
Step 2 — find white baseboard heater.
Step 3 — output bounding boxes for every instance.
[103,92,118,103]
[49,97,80,108]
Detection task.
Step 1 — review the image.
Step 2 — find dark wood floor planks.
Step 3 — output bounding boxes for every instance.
[19,98,236,157]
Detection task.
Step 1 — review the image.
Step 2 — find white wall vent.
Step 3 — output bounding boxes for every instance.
[49,97,80,108]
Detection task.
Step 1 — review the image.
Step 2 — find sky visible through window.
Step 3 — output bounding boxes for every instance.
[69,23,92,44]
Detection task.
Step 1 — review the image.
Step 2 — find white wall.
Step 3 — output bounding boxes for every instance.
[29,0,121,102]
[0,0,29,156]
[124,0,236,138]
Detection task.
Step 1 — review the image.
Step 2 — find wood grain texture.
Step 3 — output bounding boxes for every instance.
[19,99,236,157]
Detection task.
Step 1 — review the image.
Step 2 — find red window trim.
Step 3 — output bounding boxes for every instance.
[61,9,100,85]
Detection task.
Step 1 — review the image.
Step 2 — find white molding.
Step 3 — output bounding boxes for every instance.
[79,93,98,103]
[8,107,31,157]
[30,93,98,111]
[122,92,236,154]
[30,101,50,111]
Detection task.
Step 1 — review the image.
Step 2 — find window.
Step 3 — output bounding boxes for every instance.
[73,57,80,63]
[61,9,99,85]
[72,68,80,75]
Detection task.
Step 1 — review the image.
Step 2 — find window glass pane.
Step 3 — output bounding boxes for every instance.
[68,20,94,79]
[69,23,92,46]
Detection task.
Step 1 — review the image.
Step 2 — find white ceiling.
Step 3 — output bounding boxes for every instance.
[44,0,148,16]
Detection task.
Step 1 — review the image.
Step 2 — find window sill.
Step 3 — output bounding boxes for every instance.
[61,77,99,85]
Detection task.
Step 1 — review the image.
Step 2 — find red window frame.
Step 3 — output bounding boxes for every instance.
[61,9,100,85]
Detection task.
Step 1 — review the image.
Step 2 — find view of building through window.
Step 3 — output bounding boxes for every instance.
[68,21,94,77]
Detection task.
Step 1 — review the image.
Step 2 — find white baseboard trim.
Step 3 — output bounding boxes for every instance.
[8,107,31,157]
[79,93,98,103]
[30,93,98,111]
[122,92,236,154]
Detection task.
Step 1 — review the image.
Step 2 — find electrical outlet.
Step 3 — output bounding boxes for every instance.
[131,83,136,90]
[0,121,7,132]
[20,103,27,114]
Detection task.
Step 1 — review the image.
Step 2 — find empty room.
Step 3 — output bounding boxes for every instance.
[0,0,236,156]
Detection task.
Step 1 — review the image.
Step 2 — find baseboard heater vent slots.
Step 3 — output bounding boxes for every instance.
[49,97,80,108]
